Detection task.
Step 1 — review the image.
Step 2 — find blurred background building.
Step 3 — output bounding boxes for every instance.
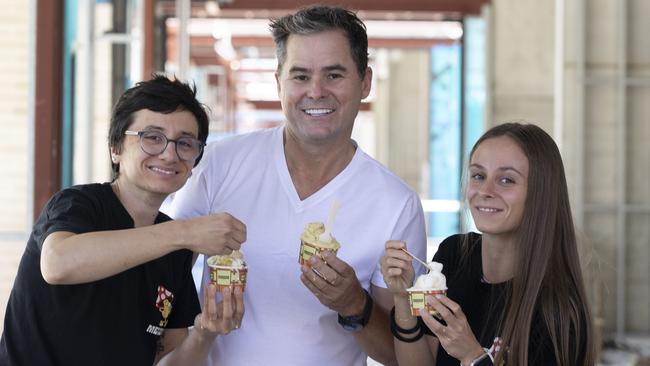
[1,0,649,363]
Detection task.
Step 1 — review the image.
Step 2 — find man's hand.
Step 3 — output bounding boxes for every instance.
[183,213,246,255]
[299,251,366,316]
[154,283,246,365]
[194,284,245,338]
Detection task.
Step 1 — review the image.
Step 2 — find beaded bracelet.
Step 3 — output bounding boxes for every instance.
[390,307,425,342]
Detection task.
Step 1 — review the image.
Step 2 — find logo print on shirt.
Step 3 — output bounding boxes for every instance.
[155,285,175,327]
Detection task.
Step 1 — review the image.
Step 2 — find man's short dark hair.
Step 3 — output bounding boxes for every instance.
[269,5,369,78]
[108,74,209,177]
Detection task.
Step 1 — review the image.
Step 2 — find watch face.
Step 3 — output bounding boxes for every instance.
[338,314,365,332]
[337,289,373,332]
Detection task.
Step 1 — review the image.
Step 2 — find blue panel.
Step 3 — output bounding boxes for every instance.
[429,44,461,238]
[61,0,78,188]
[462,17,487,232]
[463,17,487,157]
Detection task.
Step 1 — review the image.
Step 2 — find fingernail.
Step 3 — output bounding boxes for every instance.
[435,294,443,299]
[322,251,332,258]
[309,256,318,264]
[301,266,308,273]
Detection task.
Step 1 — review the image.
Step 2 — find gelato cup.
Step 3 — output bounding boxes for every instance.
[207,251,247,291]
[406,261,447,316]
[407,288,447,316]
[298,222,341,265]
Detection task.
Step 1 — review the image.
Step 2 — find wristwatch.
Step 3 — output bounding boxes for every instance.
[468,351,492,366]
[337,289,373,331]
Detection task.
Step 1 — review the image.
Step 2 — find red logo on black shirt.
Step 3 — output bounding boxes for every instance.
[155,285,175,327]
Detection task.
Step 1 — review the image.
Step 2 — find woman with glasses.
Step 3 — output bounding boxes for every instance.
[0,75,246,366]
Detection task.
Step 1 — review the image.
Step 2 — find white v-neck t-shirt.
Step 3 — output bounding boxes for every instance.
[169,126,426,366]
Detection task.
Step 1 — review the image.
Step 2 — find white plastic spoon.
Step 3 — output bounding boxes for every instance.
[319,200,341,243]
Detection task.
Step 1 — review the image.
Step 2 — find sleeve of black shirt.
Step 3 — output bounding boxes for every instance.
[33,187,102,250]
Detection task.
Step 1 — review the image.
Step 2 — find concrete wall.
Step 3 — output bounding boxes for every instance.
[0,0,29,234]
[0,0,29,335]
[488,0,555,133]
[374,48,430,195]
[489,0,650,334]
[564,0,650,334]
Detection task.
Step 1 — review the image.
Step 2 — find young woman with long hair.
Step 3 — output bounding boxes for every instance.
[381,122,594,365]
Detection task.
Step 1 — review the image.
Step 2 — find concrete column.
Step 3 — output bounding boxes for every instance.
[373,49,430,194]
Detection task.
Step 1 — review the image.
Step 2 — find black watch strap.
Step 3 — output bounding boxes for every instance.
[337,289,373,331]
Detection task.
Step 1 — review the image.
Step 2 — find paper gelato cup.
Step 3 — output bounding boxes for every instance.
[407,289,447,316]
[298,222,341,265]
[299,239,341,265]
[207,251,247,291]
[208,264,247,291]
[406,261,447,316]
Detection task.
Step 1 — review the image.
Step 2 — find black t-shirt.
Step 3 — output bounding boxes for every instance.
[0,183,200,366]
[425,233,556,365]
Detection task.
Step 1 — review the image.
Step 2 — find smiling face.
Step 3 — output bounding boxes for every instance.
[111,109,199,199]
[275,30,371,146]
[467,136,529,239]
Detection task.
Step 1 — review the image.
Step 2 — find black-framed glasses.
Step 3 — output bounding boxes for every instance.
[125,130,205,161]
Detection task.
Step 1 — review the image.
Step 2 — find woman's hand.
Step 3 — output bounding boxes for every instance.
[419,295,484,365]
[183,213,247,256]
[194,283,244,338]
[380,240,415,297]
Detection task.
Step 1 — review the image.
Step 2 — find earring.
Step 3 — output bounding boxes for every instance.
[111,155,118,163]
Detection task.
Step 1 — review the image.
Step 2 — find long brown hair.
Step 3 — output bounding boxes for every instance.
[467,123,594,365]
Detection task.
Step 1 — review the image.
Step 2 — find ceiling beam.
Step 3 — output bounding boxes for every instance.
[218,0,489,14]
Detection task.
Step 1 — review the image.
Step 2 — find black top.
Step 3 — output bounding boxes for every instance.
[0,183,200,366]
[425,233,556,365]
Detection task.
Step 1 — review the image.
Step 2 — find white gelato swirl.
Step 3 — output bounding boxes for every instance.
[408,261,446,291]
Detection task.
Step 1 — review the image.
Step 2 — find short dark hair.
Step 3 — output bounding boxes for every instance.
[108,74,209,177]
[269,5,369,78]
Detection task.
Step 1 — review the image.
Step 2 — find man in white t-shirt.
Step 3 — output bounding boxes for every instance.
[168,5,427,365]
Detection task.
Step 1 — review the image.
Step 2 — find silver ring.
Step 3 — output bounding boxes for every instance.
[312,268,326,281]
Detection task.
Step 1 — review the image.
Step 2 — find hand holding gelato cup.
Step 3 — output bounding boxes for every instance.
[207,250,247,291]
[406,261,447,316]
[298,222,341,265]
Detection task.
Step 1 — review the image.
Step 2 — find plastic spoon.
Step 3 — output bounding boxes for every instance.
[400,247,432,272]
[319,200,340,243]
